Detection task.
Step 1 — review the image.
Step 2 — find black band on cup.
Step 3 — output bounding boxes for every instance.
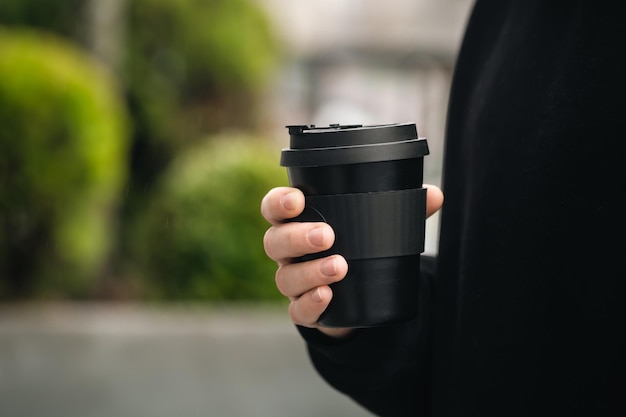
[291,188,427,260]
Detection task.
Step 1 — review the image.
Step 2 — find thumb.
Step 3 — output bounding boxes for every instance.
[424,184,444,218]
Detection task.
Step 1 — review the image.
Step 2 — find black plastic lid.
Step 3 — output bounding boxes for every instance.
[281,123,429,167]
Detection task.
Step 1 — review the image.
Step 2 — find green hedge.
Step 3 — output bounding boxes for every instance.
[0,28,130,298]
[129,136,287,301]
[125,0,281,144]
[0,2,284,301]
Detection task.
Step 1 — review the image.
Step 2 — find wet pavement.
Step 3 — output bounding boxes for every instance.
[0,303,373,417]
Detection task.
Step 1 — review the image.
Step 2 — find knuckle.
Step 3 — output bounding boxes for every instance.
[288,301,301,325]
[260,188,277,217]
[260,187,285,222]
[285,226,307,254]
[274,265,288,296]
[288,293,321,328]
[262,227,276,259]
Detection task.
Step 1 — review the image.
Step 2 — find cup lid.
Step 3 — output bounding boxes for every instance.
[281,123,429,167]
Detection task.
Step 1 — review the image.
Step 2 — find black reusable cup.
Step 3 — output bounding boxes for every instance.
[280,123,429,327]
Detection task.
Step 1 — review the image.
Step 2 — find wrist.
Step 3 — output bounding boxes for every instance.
[317,326,353,339]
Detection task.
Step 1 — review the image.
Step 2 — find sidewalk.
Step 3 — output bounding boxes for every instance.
[0,303,372,417]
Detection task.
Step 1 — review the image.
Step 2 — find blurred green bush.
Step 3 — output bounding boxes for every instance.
[126,0,280,142]
[128,136,287,301]
[0,28,130,298]
[0,1,285,301]
[121,0,282,250]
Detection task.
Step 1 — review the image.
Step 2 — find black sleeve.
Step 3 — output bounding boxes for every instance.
[297,255,437,416]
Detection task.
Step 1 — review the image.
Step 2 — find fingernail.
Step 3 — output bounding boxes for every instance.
[320,257,337,276]
[281,192,297,210]
[308,227,327,247]
[312,287,323,302]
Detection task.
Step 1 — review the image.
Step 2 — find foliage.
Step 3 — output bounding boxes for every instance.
[128,136,287,301]
[121,0,282,236]
[119,0,282,299]
[0,1,283,301]
[126,0,280,141]
[0,0,281,142]
[0,28,130,298]
[0,0,85,41]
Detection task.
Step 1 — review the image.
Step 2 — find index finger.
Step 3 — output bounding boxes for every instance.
[260,187,305,225]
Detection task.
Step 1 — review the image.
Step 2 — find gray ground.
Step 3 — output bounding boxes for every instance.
[0,303,373,417]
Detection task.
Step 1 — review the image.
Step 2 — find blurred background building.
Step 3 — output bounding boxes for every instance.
[0,0,473,416]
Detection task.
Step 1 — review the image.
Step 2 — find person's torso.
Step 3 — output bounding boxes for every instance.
[433,1,626,415]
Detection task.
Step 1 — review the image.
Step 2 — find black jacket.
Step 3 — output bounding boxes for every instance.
[299,1,626,416]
